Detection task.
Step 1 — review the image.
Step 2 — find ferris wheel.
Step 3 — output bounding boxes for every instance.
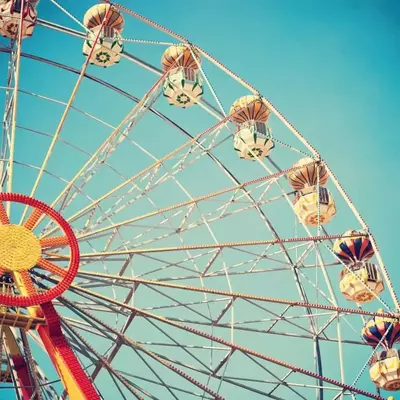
[0,1,398,399]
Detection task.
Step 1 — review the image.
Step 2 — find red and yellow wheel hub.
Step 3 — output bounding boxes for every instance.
[0,224,42,271]
[0,193,79,306]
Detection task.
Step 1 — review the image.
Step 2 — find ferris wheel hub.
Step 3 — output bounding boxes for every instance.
[0,224,41,272]
[0,193,80,307]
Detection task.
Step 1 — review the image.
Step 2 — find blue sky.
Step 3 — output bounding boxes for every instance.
[1,0,399,398]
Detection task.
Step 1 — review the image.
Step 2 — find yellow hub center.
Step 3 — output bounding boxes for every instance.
[0,225,41,272]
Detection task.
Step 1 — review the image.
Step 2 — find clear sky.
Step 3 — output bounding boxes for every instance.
[0,0,399,399]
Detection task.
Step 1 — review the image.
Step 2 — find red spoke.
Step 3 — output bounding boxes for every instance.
[24,208,43,230]
[0,201,10,224]
[40,235,69,249]
[37,258,67,278]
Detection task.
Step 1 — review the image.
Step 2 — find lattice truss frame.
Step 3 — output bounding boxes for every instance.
[0,1,398,399]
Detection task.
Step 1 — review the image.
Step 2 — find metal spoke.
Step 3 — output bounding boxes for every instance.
[74,271,400,320]
[5,0,25,204]
[36,258,67,277]
[70,161,316,241]
[41,110,239,237]
[59,281,384,399]
[45,232,367,259]
[19,5,115,223]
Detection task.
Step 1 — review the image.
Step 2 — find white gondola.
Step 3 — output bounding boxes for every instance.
[0,0,37,39]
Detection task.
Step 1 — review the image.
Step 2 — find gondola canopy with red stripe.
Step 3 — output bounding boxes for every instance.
[288,157,328,190]
[229,95,270,124]
[333,229,374,264]
[83,4,125,33]
[362,310,400,349]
